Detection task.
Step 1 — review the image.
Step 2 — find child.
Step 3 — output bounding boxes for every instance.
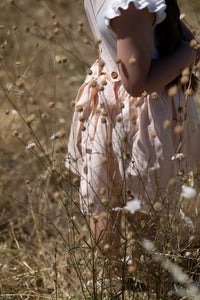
[66,0,200,290]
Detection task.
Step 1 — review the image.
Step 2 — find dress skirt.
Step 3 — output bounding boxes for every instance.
[66,59,200,216]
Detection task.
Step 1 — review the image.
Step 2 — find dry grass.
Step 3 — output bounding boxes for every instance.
[0,0,200,299]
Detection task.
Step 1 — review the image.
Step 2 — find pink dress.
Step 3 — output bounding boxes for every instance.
[66,0,200,215]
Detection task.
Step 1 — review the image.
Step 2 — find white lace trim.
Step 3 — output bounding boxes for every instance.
[104,0,166,26]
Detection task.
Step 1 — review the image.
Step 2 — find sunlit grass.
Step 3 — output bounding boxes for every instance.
[0,1,200,299]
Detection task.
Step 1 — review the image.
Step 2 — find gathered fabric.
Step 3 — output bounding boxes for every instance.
[66,60,200,215]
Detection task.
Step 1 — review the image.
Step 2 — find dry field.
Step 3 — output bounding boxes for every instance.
[0,1,200,299]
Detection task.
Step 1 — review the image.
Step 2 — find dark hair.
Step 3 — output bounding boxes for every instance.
[155,0,198,93]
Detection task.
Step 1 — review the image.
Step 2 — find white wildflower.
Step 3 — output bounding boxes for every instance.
[83,280,92,288]
[171,153,185,160]
[162,259,188,284]
[180,13,185,20]
[124,199,141,214]
[142,239,155,252]
[50,132,60,140]
[6,83,13,91]
[26,143,36,150]
[180,209,194,228]
[11,109,19,115]
[181,215,194,228]
[112,207,123,212]
[181,185,196,199]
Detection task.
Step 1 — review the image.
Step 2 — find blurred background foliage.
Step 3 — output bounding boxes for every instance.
[0,0,200,299]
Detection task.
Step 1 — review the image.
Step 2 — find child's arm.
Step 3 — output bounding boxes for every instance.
[111,4,196,97]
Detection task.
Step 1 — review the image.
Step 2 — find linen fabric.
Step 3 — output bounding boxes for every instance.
[66,0,200,215]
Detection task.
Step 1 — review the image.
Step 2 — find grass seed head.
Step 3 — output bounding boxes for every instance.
[168,85,178,97]
[99,187,106,196]
[53,191,60,200]
[101,117,106,124]
[15,79,24,89]
[98,59,105,68]
[41,112,48,119]
[88,201,94,208]
[121,134,128,143]
[128,55,136,65]
[76,105,84,112]
[103,243,110,253]
[101,156,108,163]
[115,57,121,64]
[51,12,56,19]
[180,75,189,85]
[53,27,60,35]
[174,124,183,135]
[53,21,59,27]
[142,91,148,97]
[12,130,19,137]
[55,56,62,63]
[163,120,171,129]
[130,114,137,124]
[48,101,55,108]
[101,109,108,117]
[153,202,162,212]
[128,264,136,274]
[182,67,190,76]
[150,130,156,138]
[70,100,76,107]
[83,38,89,44]
[72,177,80,187]
[87,69,93,75]
[89,80,97,88]
[51,166,57,173]
[101,198,108,206]
[101,79,107,86]
[58,129,66,138]
[185,89,193,96]
[62,171,70,178]
[97,85,104,92]
[190,39,198,48]
[79,115,85,122]
[123,152,130,160]
[119,102,125,109]
[94,38,101,46]
[47,34,53,41]
[116,115,122,122]
[151,92,158,99]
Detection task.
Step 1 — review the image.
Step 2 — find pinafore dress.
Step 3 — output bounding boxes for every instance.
[66,0,200,215]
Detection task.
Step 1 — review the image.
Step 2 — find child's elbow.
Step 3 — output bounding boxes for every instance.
[122,80,148,97]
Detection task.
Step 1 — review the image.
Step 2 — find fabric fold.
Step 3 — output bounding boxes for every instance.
[103,0,166,26]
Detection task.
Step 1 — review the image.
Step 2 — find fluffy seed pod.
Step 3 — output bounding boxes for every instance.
[174,124,183,135]
[163,120,171,129]
[115,57,121,64]
[168,85,178,97]
[151,92,158,99]
[128,56,136,65]
[48,101,55,108]
[99,187,106,195]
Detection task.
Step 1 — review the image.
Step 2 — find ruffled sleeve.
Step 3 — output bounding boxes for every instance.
[103,0,166,26]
